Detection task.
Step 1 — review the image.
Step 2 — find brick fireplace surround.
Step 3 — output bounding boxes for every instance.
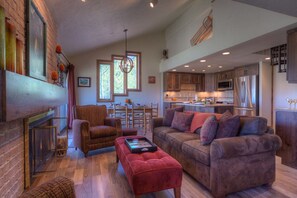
[0,0,59,197]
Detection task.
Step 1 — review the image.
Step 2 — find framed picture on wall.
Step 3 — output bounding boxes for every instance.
[78,77,91,87]
[26,0,47,81]
[148,76,156,84]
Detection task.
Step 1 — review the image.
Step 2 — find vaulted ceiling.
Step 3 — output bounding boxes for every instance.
[45,0,193,56]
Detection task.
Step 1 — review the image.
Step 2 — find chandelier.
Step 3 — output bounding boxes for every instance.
[119,29,134,73]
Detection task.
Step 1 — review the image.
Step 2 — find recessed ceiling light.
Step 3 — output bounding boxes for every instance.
[81,0,86,2]
[184,65,189,68]
[207,65,211,68]
[222,52,230,55]
[219,66,223,68]
[192,69,195,71]
[150,0,158,8]
[172,69,176,71]
[202,70,206,72]
[200,60,206,63]
[265,57,271,60]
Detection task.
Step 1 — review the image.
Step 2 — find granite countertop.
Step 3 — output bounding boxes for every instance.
[274,108,297,112]
[173,102,234,107]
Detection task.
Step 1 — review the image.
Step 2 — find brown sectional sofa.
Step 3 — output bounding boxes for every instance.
[152,115,282,198]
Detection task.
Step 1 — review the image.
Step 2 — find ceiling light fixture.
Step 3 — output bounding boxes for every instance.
[219,66,223,68]
[172,69,177,71]
[265,57,271,60]
[222,52,230,55]
[184,65,189,68]
[202,70,206,72]
[119,29,134,73]
[207,65,211,68]
[81,0,86,2]
[200,60,206,63]
[192,69,195,71]
[150,0,158,8]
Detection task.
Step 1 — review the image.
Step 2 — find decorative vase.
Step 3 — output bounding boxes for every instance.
[0,6,5,70]
[16,38,24,74]
[5,18,16,72]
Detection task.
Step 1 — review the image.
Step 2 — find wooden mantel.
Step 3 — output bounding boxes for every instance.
[0,70,67,122]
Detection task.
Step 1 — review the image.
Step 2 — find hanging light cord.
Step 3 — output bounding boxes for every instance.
[124,29,128,56]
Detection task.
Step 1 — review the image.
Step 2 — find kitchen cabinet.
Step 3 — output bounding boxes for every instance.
[276,110,297,168]
[234,64,259,78]
[180,73,192,84]
[216,70,234,81]
[164,72,204,92]
[204,73,215,92]
[287,28,297,83]
[164,72,180,91]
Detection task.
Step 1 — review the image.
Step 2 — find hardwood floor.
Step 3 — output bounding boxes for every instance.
[31,130,297,198]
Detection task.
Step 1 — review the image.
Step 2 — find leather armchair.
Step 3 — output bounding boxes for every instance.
[72,105,122,156]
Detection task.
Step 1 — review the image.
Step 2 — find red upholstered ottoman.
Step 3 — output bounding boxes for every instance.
[115,136,182,198]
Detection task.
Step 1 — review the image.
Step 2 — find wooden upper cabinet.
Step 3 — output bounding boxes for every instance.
[164,72,180,91]
[216,70,234,81]
[204,73,215,92]
[180,73,192,84]
[234,64,258,78]
[287,28,297,83]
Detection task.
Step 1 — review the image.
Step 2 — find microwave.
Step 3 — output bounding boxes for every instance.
[217,79,233,91]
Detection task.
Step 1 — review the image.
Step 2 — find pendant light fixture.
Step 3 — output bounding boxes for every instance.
[119,29,134,73]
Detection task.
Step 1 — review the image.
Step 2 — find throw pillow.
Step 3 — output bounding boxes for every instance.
[190,112,222,133]
[200,115,218,145]
[215,111,240,139]
[239,116,267,136]
[171,111,194,132]
[163,106,184,126]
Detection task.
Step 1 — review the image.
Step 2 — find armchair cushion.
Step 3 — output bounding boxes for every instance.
[90,126,117,139]
[74,105,107,127]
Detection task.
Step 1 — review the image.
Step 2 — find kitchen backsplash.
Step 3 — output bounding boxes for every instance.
[164,90,234,103]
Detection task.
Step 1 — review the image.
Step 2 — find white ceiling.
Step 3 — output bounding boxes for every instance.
[44,0,193,56]
[45,0,297,72]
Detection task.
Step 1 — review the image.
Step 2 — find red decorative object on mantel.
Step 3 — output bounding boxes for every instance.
[53,44,72,87]
[51,70,58,81]
[56,44,62,54]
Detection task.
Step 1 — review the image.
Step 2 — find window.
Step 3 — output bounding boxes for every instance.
[97,52,141,102]
[97,60,113,102]
[127,52,141,91]
[113,55,127,96]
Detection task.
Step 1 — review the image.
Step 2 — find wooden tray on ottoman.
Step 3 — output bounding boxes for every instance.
[125,137,157,153]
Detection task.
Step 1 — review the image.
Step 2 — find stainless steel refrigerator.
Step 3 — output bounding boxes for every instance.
[233,75,259,116]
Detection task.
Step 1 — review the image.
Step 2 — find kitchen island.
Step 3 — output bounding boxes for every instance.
[171,103,234,114]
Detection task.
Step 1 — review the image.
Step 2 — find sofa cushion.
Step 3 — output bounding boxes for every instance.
[171,111,194,132]
[239,116,268,136]
[190,112,222,133]
[153,126,180,140]
[216,111,240,139]
[90,126,117,139]
[163,107,184,126]
[182,139,210,166]
[166,132,200,151]
[200,115,218,145]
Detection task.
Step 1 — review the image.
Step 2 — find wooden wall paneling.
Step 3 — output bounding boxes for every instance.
[276,110,297,168]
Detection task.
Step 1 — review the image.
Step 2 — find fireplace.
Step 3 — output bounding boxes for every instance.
[24,110,56,187]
